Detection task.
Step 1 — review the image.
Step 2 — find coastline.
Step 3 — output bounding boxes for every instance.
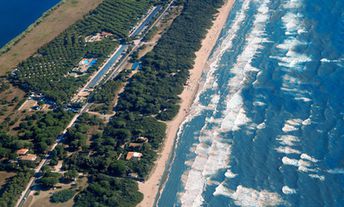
[0,0,102,75]
[0,0,62,55]
[137,0,234,206]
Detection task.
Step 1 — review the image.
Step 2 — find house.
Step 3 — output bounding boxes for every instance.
[126,152,143,160]
[16,148,29,156]
[19,154,38,162]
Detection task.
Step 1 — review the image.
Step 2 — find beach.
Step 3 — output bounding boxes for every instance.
[137,0,235,206]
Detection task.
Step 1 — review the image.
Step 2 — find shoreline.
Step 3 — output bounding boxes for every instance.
[0,0,63,55]
[137,0,234,206]
[0,0,102,75]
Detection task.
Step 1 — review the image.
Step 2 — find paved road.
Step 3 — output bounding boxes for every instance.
[105,0,176,82]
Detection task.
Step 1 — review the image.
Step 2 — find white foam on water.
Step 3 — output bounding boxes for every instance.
[283,0,302,9]
[180,0,272,205]
[227,185,284,207]
[282,153,321,175]
[286,118,303,125]
[221,93,250,131]
[275,146,301,154]
[297,159,314,173]
[302,118,311,125]
[294,97,312,102]
[282,123,298,132]
[253,101,266,106]
[277,135,299,146]
[281,12,303,35]
[282,118,303,132]
[277,51,311,68]
[283,74,301,85]
[225,168,237,178]
[256,122,266,129]
[282,186,297,195]
[320,58,343,63]
[221,0,271,133]
[301,153,318,163]
[213,182,232,197]
[282,156,299,166]
[327,168,344,174]
[275,38,304,50]
[274,0,314,104]
[309,174,325,181]
[282,156,316,173]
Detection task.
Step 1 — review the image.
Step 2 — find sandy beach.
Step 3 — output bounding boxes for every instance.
[137,0,234,206]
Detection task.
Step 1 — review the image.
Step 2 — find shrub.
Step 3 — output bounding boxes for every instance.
[50,189,75,203]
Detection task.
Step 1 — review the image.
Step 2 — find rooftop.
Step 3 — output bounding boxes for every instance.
[126,152,143,160]
[16,148,29,155]
[19,154,38,162]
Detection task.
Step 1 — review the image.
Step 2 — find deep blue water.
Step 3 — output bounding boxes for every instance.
[158,0,344,206]
[0,0,60,48]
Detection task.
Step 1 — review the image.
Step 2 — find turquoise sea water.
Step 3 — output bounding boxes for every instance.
[158,0,344,206]
[0,0,60,48]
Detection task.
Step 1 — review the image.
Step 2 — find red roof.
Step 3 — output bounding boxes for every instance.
[126,152,143,160]
[16,148,29,155]
[20,154,37,161]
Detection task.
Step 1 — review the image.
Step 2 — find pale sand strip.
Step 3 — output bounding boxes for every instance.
[137,0,235,206]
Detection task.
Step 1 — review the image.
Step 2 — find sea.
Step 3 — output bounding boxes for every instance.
[0,0,60,48]
[158,0,344,206]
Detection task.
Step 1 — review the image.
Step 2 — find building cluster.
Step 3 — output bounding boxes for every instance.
[16,148,38,162]
[85,31,113,43]
[125,136,148,161]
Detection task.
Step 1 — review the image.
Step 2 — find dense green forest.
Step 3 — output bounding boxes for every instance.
[0,171,33,207]
[0,110,73,165]
[11,0,151,104]
[74,175,142,207]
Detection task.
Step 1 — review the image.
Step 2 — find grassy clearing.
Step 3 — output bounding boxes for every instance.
[0,171,16,187]
[0,79,27,132]
[28,176,88,207]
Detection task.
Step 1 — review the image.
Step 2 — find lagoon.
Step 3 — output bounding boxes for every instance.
[0,0,60,48]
